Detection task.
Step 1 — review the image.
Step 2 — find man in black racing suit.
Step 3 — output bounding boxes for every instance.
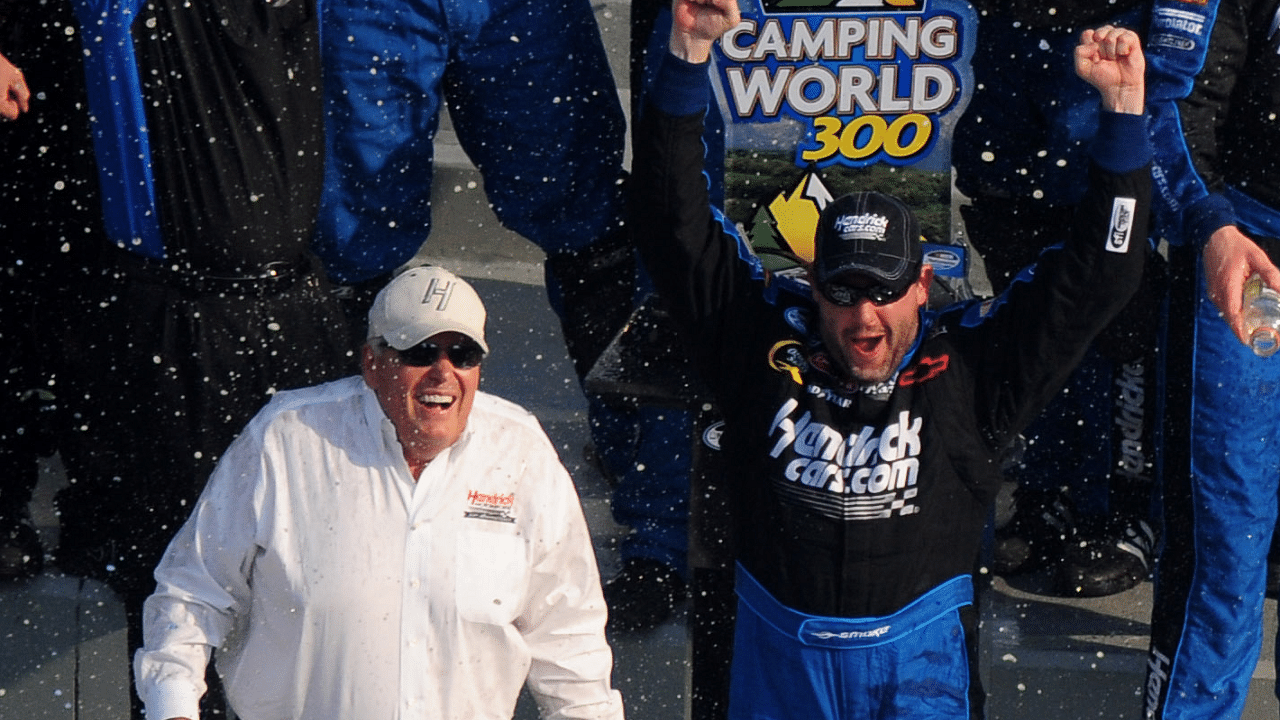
[632,2,1151,717]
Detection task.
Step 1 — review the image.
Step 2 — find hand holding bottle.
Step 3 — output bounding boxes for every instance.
[1203,226,1280,347]
[1243,274,1280,357]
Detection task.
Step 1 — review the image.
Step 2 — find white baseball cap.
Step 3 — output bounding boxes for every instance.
[367,266,489,353]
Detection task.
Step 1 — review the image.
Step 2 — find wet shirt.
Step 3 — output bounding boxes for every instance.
[135,377,624,720]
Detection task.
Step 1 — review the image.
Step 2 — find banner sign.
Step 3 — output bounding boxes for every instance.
[709,0,977,274]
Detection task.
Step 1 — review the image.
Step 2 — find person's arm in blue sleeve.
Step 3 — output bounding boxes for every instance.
[1144,0,1280,342]
[1144,0,1239,244]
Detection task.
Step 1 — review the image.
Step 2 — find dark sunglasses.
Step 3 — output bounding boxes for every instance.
[820,280,911,307]
[393,339,486,369]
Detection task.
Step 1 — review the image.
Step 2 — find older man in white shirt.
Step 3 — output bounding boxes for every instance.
[134,265,625,720]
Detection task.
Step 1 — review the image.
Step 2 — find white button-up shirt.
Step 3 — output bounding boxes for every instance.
[135,376,624,720]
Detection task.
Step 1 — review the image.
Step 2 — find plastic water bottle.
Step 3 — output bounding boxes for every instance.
[1243,274,1280,357]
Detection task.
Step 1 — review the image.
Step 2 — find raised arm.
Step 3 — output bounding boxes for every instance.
[669,0,740,64]
[1074,25,1144,115]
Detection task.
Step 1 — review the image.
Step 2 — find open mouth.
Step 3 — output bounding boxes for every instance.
[851,336,883,356]
[417,393,456,409]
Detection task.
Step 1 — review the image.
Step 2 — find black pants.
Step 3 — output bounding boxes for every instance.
[44,259,352,717]
[0,278,58,520]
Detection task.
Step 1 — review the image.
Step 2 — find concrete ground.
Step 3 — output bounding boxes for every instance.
[5,2,1280,718]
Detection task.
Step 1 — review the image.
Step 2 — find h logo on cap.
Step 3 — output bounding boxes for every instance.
[422,278,455,311]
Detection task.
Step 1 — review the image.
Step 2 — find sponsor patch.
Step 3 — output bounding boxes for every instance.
[768,399,923,519]
[1151,7,1208,36]
[809,624,892,641]
[464,489,516,524]
[1107,197,1136,254]
[923,247,963,274]
[1145,646,1172,717]
[1149,33,1197,51]
[809,350,837,376]
[702,421,725,451]
[898,354,949,385]
[1112,359,1149,482]
[807,383,854,408]
[768,340,809,384]
[783,305,811,334]
[834,212,890,241]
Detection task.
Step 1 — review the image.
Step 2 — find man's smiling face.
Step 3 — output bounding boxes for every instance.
[811,265,932,384]
[362,330,480,469]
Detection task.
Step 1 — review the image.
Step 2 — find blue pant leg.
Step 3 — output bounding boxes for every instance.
[440,0,687,578]
[728,600,841,720]
[610,405,692,576]
[1157,260,1280,719]
[441,0,627,256]
[316,0,451,283]
[441,0,633,380]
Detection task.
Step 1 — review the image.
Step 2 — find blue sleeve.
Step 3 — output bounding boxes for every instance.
[1089,111,1152,176]
[1143,0,1238,247]
[652,53,711,118]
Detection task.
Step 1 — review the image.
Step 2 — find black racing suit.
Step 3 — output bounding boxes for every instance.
[632,52,1150,717]
[0,4,351,716]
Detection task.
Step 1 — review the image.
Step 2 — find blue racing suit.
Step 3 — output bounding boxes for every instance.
[315,0,627,283]
[1142,0,1280,717]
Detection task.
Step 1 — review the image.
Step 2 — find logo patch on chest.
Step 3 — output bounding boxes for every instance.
[768,398,923,520]
[465,490,516,524]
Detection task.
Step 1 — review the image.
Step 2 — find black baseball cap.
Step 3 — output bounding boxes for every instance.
[813,191,922,293]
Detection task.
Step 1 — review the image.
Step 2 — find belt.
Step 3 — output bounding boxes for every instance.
[734,563,973,649]
[109,248,316,299]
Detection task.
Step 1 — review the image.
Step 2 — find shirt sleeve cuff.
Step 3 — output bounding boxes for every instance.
[653,53,711,118]
[1089,111,1152,175]
[1184,193,1238,249]
[146,681,204,720]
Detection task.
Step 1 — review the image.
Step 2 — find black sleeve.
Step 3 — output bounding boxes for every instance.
[629,59,768,401]
[1176,0,1248,199]
[966,120,1152,450]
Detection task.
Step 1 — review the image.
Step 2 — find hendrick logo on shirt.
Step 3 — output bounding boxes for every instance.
[768,398,921,519]
[464,489,516,523]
